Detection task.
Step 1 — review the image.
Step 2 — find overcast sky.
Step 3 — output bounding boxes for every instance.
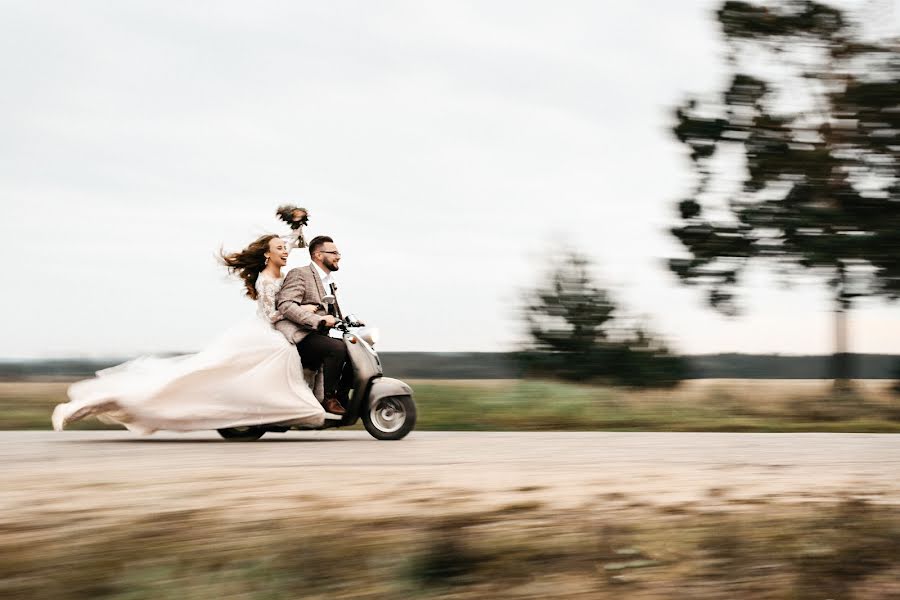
[2,0,898,358]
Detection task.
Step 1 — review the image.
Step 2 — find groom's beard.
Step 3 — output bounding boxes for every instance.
[324,258,339,272]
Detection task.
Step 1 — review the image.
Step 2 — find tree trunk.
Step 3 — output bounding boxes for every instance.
[832,298,853,393]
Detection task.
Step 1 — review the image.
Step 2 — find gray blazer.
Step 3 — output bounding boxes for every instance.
[274,264,329,344]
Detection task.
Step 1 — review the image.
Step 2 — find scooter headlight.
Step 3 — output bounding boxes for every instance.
[358,327,380,346]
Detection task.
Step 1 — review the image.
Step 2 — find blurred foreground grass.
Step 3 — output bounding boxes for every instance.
[2,378,900,432]
[3,496,899,599]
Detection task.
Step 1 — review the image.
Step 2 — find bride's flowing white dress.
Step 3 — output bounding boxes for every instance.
[52,273,325,434]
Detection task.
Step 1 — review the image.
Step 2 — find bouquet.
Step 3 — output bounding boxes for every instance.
[276,205,309,248]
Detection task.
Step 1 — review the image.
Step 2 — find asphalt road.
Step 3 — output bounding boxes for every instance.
[3,431,899,527]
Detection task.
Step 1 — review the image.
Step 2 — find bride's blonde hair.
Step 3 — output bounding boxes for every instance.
[220,234,279,300]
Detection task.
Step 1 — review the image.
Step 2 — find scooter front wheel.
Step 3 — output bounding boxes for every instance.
[362,395,416,440]
[217,426,266,441]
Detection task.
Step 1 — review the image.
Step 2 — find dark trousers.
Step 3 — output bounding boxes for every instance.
[297,333,352,400]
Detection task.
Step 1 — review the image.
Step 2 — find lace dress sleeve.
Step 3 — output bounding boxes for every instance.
[256,277,282,323]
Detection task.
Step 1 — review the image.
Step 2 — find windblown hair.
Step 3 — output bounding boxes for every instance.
[220,234,279,300]
[308,235,333,257]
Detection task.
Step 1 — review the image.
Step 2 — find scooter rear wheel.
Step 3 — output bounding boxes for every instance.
[217,426,266,441]
[362,395,416,440]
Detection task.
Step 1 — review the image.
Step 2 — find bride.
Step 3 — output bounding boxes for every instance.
[52,234,327,434]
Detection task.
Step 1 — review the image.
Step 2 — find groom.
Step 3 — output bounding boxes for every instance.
[275,235,351,416]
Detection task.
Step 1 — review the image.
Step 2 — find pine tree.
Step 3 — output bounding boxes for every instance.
[521,251,687,387]
[669,1,899,389]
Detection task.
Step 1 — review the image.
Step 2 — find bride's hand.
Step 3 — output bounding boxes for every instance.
[300,304,320,313]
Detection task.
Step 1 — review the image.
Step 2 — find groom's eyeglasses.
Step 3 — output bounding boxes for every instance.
[320,251,342,256]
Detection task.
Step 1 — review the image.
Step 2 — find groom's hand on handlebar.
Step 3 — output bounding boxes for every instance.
[316,315,338,334]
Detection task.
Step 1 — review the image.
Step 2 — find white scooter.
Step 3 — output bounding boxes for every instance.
[217,298,416,441]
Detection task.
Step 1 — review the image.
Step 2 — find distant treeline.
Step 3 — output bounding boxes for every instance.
[1,353,898,380]
[385,353,900,380]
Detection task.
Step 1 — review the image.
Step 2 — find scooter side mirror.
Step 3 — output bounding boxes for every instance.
[321,294,336,306]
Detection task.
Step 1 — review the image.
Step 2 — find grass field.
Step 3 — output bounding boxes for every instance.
[3,378,899,432]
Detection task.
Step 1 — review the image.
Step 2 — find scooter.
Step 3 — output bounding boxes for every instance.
[217,298,416,441]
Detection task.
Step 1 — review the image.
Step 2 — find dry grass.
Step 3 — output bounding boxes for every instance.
[3,496,899,599]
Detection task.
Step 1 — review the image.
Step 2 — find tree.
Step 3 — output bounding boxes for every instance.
[669,1,900,389]
[520,251,687,387]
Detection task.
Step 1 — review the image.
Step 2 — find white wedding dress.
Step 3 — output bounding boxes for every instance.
[52,273,326,434]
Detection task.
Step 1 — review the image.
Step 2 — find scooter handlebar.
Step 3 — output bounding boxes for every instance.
[343,315,364,328]
[317,319,344,334]
[318,317,368,336]
[317,318,360,335]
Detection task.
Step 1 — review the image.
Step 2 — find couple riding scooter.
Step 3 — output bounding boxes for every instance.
[217,236,417,441]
